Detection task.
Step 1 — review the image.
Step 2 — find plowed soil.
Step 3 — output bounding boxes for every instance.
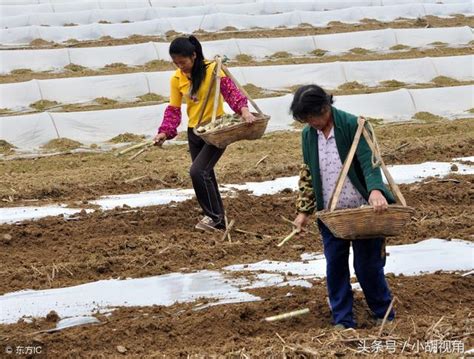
[0,104,472,357]
[2,274,472,357]
[0,173,472,296]
[1,119,473,207]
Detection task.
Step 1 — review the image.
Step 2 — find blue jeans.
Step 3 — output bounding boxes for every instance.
[318,221,394,328]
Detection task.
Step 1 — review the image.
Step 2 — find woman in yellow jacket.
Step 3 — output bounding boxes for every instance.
[154,36,255,231]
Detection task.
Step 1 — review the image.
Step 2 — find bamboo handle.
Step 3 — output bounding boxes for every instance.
[197,72,216,127]
[361,127,407,206]
[211,56,223,123]
[221,65,264,116]
[328,117,365,212]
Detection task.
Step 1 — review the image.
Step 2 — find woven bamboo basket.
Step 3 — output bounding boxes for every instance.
[317,117,414,240]
[194,113,270,149]
[318,205,415,239]
[193,56,270,148]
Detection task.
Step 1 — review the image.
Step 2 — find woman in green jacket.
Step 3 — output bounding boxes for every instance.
[291,84,395,330]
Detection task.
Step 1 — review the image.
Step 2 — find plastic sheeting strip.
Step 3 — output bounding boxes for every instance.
[0,26,471,74]
[0,85,472,150]
[0,0,470,18]
[0,0,258,6]
[0,3,471,45]
[1,55,472,110]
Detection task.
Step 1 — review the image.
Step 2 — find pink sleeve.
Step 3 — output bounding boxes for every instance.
[220,76,248,114]
[158,105,181,140]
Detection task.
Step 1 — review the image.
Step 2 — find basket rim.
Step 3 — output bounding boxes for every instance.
[194,114,270,137]
[317,204,415,217]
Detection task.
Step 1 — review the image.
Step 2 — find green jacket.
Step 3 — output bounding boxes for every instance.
[301,106,395,211]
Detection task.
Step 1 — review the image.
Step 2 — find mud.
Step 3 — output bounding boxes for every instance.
[1,119,472,205]
[41,138,83,151]
[108,133,146,144]
[29,99,59,111]
[0,140,15,155]
[1,273,472,357]
[0,173,472,295]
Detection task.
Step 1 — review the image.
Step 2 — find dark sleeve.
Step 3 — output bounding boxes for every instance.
[354,121,391,199]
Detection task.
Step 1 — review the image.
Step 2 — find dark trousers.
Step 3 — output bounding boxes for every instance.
[318,221,394,328]
[187,128,226,226]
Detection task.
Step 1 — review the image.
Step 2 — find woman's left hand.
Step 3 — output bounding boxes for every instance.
[241,107,256,124]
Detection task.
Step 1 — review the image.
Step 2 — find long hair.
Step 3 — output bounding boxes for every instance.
[290,84,334,122]
[169,35,207,96]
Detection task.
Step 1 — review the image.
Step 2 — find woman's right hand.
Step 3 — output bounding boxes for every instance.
[153,133,167,146]
[293,212,310,233]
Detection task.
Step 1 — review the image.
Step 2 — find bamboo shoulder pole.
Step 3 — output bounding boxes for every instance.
[221,65,263,115]
[328,118,365,212]
[361,127,407,206]
[211,56,223,123]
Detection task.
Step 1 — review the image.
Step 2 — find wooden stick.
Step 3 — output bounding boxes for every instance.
[211,56,223,123]
[414,137,425,146]
[392,142,410,152]
[361,127,407,206]
[224,216,230,241]
[427,316,444,338]
[157,178,170,187]
[277,228,300,247]
[280,216,296,226]
[388,321,399,337]
[30,265,43,276]
[129,146,150,160]
[196,64,217,127]
[381,142,409,158]
[328,117,365,212]
[222,65,263,115]
[158,245,171,255]
[425,178,460,184]
[280,216,317,236]
[377,296,396,337]
[255,154,269,167]
[265,308,310,322]
[226,218,233,242]
[124,175,148,184]
[275,332,286,344]
[234,228,271,239]
[53,263,60,277]
[59,263,74,277]
[410,316,417,334]
[140,260,151,268]
[221,219,235,242]
[117,140,153,156]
